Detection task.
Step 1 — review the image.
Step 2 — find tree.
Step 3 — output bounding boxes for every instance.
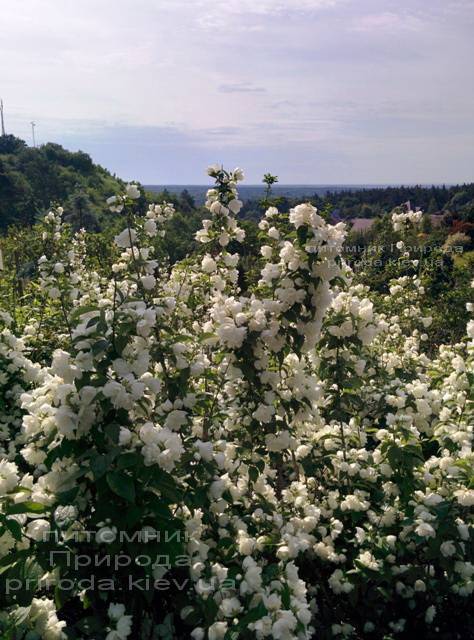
[64,189,99,231]
[0,134,27,155]
[427,196,439,214]
[262,172,278,202]
[0,138,124,230]
[179,189,196,212]
[420,213,433,233]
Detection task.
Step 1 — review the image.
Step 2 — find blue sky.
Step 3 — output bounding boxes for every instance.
[1,0,474,183]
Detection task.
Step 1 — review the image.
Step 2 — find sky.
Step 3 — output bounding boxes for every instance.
[1,0,474,184]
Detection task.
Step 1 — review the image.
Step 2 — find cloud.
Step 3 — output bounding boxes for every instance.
[1,0,473,183]
[350,11,423,33]
[192,0,346,28]
[192,0,344,15]
[218,83,266,94]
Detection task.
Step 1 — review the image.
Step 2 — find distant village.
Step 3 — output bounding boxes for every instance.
[330,201,445,233]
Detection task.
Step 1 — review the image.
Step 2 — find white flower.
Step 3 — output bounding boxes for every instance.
[201,255,217,273]
[219,596,242,617]
[228,199,243,214]
[454,489,474,506]
[26,519,51,542]
[341,494,369,512]
[29,598,66,640]
[219,232,230,246]
[140,275,156,290]
[216,321,246,348]
[272,611,298,639]
[144,219,157,236]
[164,410,188,430]
[357,550,380,571]
[440,541,456,557]
[54,505,77,524]
[415,522,436,538]
[108,603,126,621]
[107,195,124,213]
[105,604,133,639]
[207,164,221,176]
[265,430,291,452]
[0,460,19,496]
[210,201,228,216]
[119,427,132,446]
[116,616,132,638]
[195,440,214,462]
[414,579,426,592]
[208,621,228,640]
[252,403,275,423]
[424,493,443,507]
[289,202,323,229]
[265,206,278,218]
[126,183,140,199]
[114,228,137,248]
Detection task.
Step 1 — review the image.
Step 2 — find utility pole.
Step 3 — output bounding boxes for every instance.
[0,99,5,136]
[31,121,36,147]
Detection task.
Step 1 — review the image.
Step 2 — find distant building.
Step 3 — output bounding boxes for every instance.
[429,214,445,227]
[349,218,375,233]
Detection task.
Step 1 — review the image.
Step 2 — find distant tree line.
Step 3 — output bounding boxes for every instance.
[239,183,474,224]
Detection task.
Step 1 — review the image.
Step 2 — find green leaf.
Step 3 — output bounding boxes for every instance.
[7,501,47,515]
[106,471,136,503]
[117,452,141,470]
[150,469,182,503]
[281,583,291,609]
[75,616,104,634]
[90,454,110,479]
[105,423,121,443]
[126,505,145,528]
[70,305,99,323]
[181,607,201,626]
[248,466,259,482]
[92,339,110,355]
[255,459,265,473]
[86,315,100,329]
[5,518,22,541]
[56,486,79,504]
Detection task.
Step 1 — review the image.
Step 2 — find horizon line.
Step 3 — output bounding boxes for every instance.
[143,182,457,187]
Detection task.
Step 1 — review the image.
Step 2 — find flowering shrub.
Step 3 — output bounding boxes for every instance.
[391,207,423,233]
[0,167,472,640]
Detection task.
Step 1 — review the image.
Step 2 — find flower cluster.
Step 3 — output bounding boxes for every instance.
[0,168,472,640]
[391,207,423,232]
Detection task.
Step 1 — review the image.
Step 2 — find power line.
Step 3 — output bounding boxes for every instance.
[0,99,5,136]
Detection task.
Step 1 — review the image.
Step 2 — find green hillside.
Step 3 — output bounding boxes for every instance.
[0,135,125,230]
